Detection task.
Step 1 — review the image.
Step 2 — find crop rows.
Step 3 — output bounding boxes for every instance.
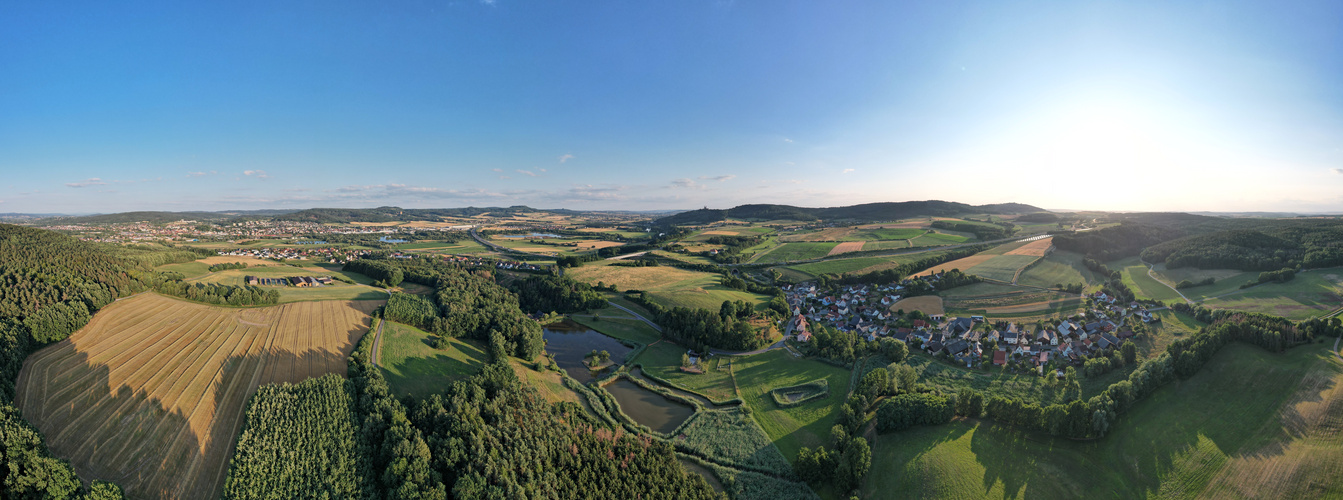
[13,293,381,499]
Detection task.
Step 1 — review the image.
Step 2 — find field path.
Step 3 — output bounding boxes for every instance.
[371,317,386,366]
[1143,259,1192,304]
[605,301,663,333]
[1335,337,1341,362]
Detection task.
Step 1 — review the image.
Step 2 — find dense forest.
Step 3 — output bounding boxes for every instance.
[509,274,607,314]
[626,293,772,352]
[1142,222,1343,271]
[0,225,140,499]
[929,220,1013,240]
[1052,222,1186,262]
[346,257,544,359]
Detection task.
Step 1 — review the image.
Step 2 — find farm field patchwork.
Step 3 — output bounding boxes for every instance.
[378,320,490,400]
[14,293,381,500]
[909,232,971,246]
[914,254,996,277]
[566,264,768,311]
[863,343,1343,499]
[861,240,910,251]
[827,241,865,256]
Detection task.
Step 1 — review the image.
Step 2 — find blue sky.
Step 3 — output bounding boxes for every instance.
[2,1,1341,213]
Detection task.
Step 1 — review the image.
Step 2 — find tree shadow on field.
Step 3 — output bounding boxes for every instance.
[16,328,357,499]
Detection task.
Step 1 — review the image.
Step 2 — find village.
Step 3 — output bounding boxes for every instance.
[781,275,1158,376]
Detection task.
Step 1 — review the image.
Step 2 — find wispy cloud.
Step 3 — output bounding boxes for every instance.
[559,153,575,163]
[492,168,504,173]
[783,138,793,143]
[539,168,547,173]
[698,175,736,182]
[517,169,539,177]
[243,170,270,179]
[842,168,855,174]
[66,178,107,188]
[670,178,705,190]
[188,170,219,177]
[1334,168,1343,175]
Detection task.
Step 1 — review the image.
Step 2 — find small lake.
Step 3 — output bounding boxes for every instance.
[379,236,409,243]
[499,233,562,239]
[542,320,632,383]
[603,378,695,434]
[680,458,725,493]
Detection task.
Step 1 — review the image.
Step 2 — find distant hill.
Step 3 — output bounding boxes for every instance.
[655,200,1045,226]
[36,211,246,224]
[272,205,555,223]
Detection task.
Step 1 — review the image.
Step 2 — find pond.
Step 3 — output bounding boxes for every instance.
[498,233,562,239]
[602,378,695,434]
[542,320,632,383]
[679,458,725,493]
[379,236,409,243]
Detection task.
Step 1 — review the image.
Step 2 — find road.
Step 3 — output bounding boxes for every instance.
[469,227,559,258]
[1335,337,1341,362]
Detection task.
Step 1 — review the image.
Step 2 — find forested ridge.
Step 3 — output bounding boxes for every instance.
[0,225,148,499]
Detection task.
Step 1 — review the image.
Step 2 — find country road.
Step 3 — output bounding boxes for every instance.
[604,301,663,333]
[370,288,391,367]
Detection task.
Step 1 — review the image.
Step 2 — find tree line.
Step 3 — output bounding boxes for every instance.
[930,220,1014,240]
[625,293,771,352]
[207,262,248,272]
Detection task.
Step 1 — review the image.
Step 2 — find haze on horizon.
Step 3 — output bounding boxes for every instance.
[2,1,1341,215]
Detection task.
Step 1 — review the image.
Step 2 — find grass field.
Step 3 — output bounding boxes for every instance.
[1134,310,1205,360]
[191,267,388,303]
[735,349,852,461]
[788,257,890,277]
[378,321,489,400]
[965,254,1042,282]
[910,232,971,246]
[1199,268,1343,320]
[1149,265,1255,301]
[861,240,911,251]
[1015,250,1100,289]
[1113,257,1184,302]
[905,351,1128,404]
[566,264,768,311]
[863,342,1343,499]
[753,242,840,264]
[634,342,739,403]
[14,293,381,500]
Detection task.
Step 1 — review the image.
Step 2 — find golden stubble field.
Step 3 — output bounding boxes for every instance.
[14,293,382,500]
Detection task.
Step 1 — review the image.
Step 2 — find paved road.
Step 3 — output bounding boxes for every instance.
[1141,259,1192,304]
[605,251,648,261]
[469,227,558,258]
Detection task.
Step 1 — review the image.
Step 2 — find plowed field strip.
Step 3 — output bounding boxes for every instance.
[182,322,275,498]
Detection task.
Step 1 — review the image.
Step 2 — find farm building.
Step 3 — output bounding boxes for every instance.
[288,276,318,287]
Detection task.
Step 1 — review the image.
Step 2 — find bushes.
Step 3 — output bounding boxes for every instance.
[207,262,248,272]
[876,393,955,432]
[153,281,280,307]
[674,408,794,476]
[382,292,438,331]
[769,379,830,408]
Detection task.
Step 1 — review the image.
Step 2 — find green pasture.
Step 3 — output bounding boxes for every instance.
[753,242,840,264]
[863,343,1343,499]
[1199,267,1343,320]
[735,349,852,461]
[379,321,490,400]
[966,255,1041,282]
[1015,250,1101,289]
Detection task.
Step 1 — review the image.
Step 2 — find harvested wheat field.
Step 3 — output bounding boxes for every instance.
[914,254,996,277]
[575,240,625,251]
[890,296,945,316]
[1004,236,1054,256]
[14,293,382,500]
[828,241,866,256]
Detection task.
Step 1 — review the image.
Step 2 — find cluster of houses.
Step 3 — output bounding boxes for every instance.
[783,280,1152,373]
[438,254,545,272]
